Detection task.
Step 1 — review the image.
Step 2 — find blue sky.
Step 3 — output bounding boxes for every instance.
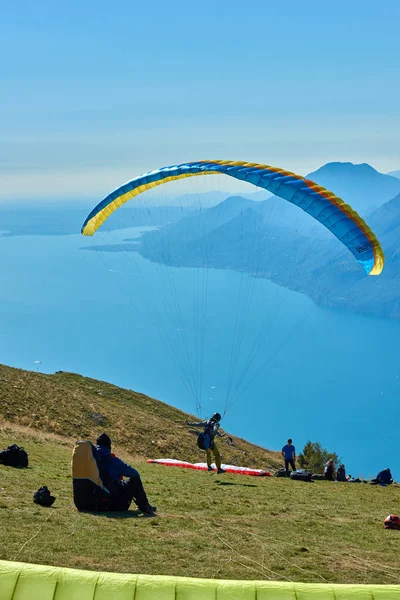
[1,0,399,200]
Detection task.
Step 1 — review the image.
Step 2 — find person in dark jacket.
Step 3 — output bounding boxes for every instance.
[324,459,336,481]
[95,433,156,515]
[370,468,394,486]
[336,464,347,482]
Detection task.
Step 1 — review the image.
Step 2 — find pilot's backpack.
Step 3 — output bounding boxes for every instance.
[290,469,313,482]
[0,444,28,468]
[197,421,214,450]
[72,440,110,511]
[274,468,287,477]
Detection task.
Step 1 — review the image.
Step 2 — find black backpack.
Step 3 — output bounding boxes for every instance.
[0,444,29,468]
[290,469,313,482]
[33,486,56,507]
[274,468,288,477]
[197,421,214,450]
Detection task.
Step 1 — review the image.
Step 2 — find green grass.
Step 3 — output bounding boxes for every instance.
[0,364,399,584]
[1,423,399,585]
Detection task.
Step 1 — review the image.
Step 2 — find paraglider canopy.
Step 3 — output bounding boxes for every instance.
[80,159,385,417]
[82,160,384,276]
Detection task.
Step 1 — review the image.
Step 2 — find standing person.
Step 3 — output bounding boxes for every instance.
[186,413,226,474]
[324,459,336,481]
[95,433,156,515]
[281,439,296,476]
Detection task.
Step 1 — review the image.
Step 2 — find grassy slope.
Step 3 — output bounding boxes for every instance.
[0,364,279,469]
[0,365,399,585]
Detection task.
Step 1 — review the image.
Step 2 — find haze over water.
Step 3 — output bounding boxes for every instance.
[1,226,398,479]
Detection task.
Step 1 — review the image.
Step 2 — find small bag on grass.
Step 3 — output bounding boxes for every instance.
[0,444,28,468]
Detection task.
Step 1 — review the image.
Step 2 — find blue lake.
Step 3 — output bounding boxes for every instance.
[0,227,399,479]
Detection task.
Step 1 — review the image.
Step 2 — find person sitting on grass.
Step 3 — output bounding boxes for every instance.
[336,463,347,482]
[370,468,394,486]
[324,459,336,481]
[96,433,156,515]
[186,413,226,474]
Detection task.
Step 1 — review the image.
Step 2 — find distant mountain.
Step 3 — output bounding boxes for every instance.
[156,162,400,245]
[302,193,400,318]
[133,187,400,319]
[173,189,271,208]
[370,192,400,236]
[177,195,255,232]
[306,162,400,214]
[160,163,400,214]
[138,196,256,264]
[140,202,264,268]
[3,162,397,238]
[3,162,400,319]
[205,162,400,242]
[165,190,230,208]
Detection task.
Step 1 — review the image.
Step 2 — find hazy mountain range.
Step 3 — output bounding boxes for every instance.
[307,162,400,213]
[2,161,400,319]
[2,161,399,238]
[133,162,400,319]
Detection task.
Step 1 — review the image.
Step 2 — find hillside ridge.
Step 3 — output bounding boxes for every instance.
[0,363,281,469]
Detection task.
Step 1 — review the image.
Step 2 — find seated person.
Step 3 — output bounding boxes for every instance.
[96,433,156,515]
[336,463,347,482]
[324,459,336,481]
[370,468,393,485]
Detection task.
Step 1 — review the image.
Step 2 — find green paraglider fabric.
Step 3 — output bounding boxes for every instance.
[1,560,399,599]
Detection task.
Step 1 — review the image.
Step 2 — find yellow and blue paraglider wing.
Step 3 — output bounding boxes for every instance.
[81,160,384,275]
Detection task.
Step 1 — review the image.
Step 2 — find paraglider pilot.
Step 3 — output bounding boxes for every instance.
[186,413,226,474]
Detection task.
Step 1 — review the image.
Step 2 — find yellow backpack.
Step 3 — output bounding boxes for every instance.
[72,440,110,511]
